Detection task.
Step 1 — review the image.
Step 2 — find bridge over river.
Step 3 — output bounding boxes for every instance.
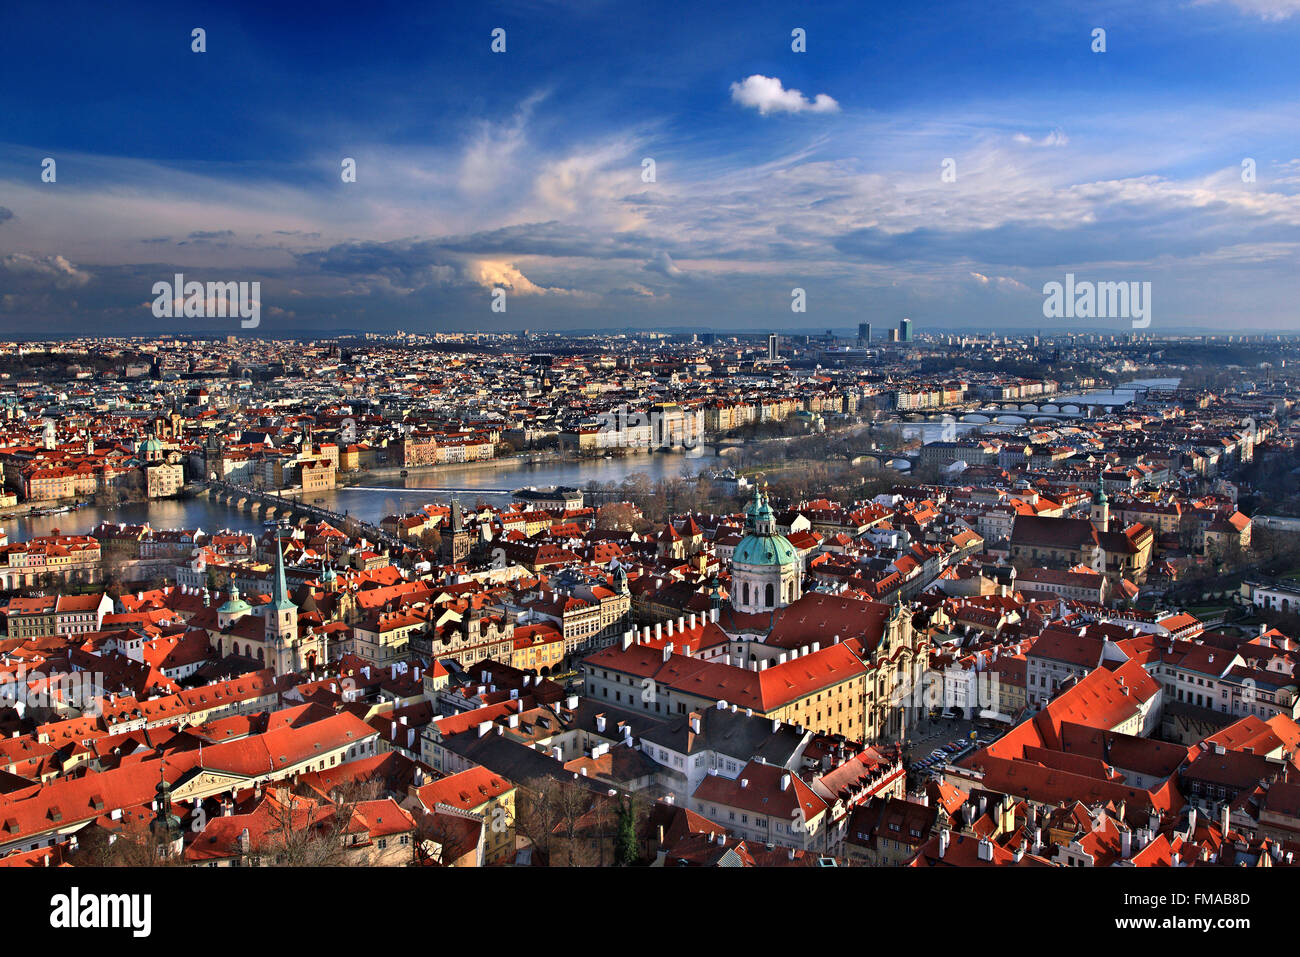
[201,482,406,549]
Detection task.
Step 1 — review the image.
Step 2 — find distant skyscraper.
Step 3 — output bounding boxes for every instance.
[899,318,913,342]
[858,322,871,344]
[767,333,779,361]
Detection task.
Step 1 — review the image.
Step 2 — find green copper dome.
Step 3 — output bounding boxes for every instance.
[733,486,797,567]
[217,581,250,616]
[733,533,798,567]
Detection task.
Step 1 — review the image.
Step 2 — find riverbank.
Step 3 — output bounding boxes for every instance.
[0,499,95,519]
[336,446,704,487]
[338,451,562,485]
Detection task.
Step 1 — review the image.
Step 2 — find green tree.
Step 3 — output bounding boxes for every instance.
[615,798,638,867]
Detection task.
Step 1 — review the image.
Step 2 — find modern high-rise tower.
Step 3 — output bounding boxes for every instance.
[899,318,913,342]
[858,322,871,344]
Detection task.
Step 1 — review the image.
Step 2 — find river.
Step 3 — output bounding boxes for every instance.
[2,451,727,543]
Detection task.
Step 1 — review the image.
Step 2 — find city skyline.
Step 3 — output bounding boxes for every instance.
[3,0,1300,335]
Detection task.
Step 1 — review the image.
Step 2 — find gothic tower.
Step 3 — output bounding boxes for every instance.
[1091,476,1110,533]
[266,534,299,674]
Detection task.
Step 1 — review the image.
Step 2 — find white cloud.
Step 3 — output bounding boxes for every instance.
[729,75,839,116]
[470,259,583,296]
[1013,129,1069,147]
[1194,0,1300,20]
[644,251,684,279]
[969,271,1030,291]
[0,253,91,287]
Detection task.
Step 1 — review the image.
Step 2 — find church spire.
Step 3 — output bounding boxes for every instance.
[151,756,182,857]
[271,530,294,611]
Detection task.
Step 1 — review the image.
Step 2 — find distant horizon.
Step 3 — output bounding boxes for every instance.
[1,324,1298,344]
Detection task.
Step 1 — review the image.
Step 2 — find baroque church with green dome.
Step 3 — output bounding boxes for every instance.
[730,486,802,615]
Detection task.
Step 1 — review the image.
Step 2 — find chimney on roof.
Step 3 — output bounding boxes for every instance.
[938,828,950,859]
[655,622,663,641]
[663,642,674,662]
[689,714,701,734]
[780,772,791,791]
[666,619,674,637]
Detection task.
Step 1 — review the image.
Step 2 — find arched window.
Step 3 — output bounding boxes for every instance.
[743,582,750,606]
[765,583,775,607]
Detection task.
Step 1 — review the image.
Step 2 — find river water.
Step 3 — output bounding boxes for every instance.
[2,451,727,543]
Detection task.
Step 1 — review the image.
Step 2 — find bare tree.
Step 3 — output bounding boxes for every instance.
[512,776,617,867]
[261,777,383,866]
[74,816,188,867]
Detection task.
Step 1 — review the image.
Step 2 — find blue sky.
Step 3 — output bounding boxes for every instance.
[2,0,1300,335]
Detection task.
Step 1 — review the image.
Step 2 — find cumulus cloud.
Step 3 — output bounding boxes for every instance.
[643,251,684,279]
[0,253,91,287]
[970,271,1030,291]
[471,259,556,295]
[729,75,839,116]
[296,238,585,298]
